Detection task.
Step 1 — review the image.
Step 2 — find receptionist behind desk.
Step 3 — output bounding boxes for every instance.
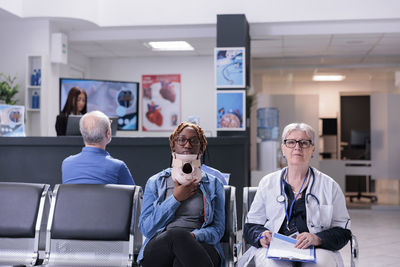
[55,87,87,136]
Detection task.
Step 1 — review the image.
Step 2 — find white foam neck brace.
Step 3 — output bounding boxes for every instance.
[171,153,202,184]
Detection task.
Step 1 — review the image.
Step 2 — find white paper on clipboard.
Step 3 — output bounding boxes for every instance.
[266,233,316,263]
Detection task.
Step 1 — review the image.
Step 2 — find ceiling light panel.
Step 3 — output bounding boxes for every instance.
[147,41,194,51]
[313,74,346,81]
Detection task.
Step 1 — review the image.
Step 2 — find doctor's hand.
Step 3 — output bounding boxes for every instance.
[295,232,322,249]
[258,230,273,248]
[173,179,199,202]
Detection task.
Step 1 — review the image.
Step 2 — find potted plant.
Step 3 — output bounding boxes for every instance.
[0,73,19,105]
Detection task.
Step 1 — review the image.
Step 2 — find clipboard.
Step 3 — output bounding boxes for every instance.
[266,233,316,263]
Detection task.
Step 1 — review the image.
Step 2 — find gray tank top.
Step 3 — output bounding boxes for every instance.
[165,176,204,231]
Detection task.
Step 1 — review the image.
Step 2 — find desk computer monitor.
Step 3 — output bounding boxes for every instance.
[66,115,118,136]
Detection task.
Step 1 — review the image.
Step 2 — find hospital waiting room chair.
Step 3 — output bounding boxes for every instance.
[0,182,50,266]
[242,187,359,267]
[222,185,239,267]
[43,184,143,267]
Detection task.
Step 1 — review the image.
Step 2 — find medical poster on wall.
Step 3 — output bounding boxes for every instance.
[215,47,246,88]
[141,74,181,131]
[216,90,246,131]
[0,104,25,136]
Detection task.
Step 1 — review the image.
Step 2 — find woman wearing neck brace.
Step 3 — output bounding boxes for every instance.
[137,122,225,267]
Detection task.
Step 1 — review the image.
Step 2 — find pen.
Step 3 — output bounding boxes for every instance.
[257,235,265,240]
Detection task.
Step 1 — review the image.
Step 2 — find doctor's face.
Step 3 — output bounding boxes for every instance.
[281,130,315,167]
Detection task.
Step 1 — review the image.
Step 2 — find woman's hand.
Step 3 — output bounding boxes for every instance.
[173,179,199,202]
[258,230,273,248]
[295,232,322,249]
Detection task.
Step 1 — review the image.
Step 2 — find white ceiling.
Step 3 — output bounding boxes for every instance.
[2,8,400,71]
[252,33,400,70]
[64,21,400,72]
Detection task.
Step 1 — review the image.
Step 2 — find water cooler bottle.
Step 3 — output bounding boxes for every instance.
[257,108,280,173]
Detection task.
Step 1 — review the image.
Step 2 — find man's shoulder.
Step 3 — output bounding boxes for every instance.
[62,152,82,164]
[105,154,127,166]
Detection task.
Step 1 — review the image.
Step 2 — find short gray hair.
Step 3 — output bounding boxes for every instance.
[80,111,110,144]
[281,123,315,144]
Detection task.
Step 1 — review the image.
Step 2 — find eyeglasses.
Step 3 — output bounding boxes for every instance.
[176,137,200,146]
[284,139,313,148]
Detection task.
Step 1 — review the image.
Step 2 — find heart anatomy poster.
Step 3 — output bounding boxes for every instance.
[141,74,181,131]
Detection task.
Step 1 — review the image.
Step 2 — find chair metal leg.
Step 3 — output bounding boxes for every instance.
[350,234,359,267]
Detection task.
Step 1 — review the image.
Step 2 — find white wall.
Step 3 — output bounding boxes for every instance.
[371,94,400,179]
[0,20,49,105]
[249,70,400,171]
[3,0,400,27]
[252,93,320,171]
[43,22,92,136]
[258,72,399,118]
[89,55,216,137]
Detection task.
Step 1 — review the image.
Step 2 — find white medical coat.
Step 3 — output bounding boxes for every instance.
[238,167,351,267]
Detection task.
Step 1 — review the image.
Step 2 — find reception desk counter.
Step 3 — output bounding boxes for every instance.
[0,136,249,225]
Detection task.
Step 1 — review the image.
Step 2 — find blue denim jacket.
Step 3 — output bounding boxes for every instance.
[137,168,225,266]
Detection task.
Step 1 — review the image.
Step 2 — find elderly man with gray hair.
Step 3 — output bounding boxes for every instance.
[62,110,135,185]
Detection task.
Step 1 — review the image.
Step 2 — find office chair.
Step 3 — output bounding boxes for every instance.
[242,187,359,267]
[43,184,143,267]
[0,182,50,266]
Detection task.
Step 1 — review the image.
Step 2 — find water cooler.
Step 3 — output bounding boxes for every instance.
[257,108,280,173]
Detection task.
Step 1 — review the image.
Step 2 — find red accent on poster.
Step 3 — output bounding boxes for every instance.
[141,74,181,131]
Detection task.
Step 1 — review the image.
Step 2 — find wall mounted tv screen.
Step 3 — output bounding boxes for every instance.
[60,78,139,131]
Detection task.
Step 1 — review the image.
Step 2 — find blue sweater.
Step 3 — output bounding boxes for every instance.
[62,147,134,185]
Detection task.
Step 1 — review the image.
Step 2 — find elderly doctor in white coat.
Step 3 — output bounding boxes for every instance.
[239,123,351,267]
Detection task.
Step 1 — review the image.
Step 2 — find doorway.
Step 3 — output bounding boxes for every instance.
[340,94,376,201]
[340,95,371,160]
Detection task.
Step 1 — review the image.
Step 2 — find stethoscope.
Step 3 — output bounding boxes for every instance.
[276,166,320,206]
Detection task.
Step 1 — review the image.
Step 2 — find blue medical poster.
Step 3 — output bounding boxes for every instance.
[215,47,245,88]
[216,90,246,131]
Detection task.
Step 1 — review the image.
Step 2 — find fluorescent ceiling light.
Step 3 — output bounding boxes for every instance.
[147,41,194,51]
[312,74,346,82]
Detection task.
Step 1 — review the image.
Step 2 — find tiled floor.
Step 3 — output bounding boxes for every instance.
[340,207,400,267]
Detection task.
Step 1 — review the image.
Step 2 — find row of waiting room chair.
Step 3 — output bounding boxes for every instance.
[0,183,358,267]
[0,183,143,267]
[0,182,238,267]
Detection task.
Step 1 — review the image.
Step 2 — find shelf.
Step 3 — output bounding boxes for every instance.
[27,85,41,89]
[25,55,44,136]
[27,108,40,112]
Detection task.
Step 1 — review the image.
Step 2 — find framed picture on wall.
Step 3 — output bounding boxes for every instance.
[141,74,181,131]
[216,90,246,131]
[215,47,246,88]
[0,104,25,136]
